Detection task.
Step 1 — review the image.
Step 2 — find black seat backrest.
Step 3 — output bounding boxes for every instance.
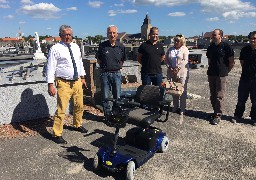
[134,85,163,107]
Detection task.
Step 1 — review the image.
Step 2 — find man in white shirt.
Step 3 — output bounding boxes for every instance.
[47,25,88,144]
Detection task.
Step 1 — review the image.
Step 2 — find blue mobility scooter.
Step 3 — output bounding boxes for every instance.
[93,85,170,180]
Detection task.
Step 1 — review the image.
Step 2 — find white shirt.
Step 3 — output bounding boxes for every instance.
[46,42,86,83]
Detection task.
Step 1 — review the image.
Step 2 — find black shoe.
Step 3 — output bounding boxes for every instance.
[208,113,214,120]
[53,136,67,144]
[73,126,88,133]
[210,116,221,125]
[172,108,181,114]
[231,116,239,124]
[252,120,256,126]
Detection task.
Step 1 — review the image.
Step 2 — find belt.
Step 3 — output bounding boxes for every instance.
[57,77,79,82]
[101,69,120,73]
[147,73,157,76]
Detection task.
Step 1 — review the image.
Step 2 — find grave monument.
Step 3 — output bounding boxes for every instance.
[33,32,47,61]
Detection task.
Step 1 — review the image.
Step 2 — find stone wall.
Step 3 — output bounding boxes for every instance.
[0,58,142,125]
[0,82,55,124]
[93,60,141,90]
[0,64,57,124]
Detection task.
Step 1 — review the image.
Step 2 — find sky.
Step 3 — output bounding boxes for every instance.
[0,0,255,39]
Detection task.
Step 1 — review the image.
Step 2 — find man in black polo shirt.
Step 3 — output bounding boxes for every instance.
[96,25,126,115]
[232,31,256,126]
[206,29,234,125]
[137,27,165,86]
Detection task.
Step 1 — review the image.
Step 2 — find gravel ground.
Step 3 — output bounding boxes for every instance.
[0,61,255,180]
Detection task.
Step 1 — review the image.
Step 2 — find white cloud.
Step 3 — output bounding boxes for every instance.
[249,23,256,26]
[46,27,52,30]
[114,3,124,7]
[133,0,192,7]
[133,0,256,20]
[0,4,9,8]
[0,0,9,8]
[200,0,255,11]
[108,10,116,16]
[168,12,186,16]
[19,21,26,24]
[222,11,256,19]
[206,17,219,21]
[17,3,61,19]
[20,0,34,5]
[200,0,256,19]
[4,14,14,19]
[66,7,77,11]
[108,9,138,16]
[88,1,103,8]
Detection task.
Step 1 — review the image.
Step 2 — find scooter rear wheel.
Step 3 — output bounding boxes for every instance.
[126,161,135,180]
[159,136,169,153]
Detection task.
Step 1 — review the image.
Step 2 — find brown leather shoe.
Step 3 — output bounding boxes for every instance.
[53,136,67,144]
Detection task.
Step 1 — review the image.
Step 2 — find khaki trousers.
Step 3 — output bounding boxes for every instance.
[208,76,226,117]
[53,78,84,136]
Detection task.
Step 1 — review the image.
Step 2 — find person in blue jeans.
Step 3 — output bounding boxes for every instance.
[95,25,126,115]
[137,27,165,86]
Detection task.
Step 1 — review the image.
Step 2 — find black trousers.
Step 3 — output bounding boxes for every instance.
[234,79,256,119]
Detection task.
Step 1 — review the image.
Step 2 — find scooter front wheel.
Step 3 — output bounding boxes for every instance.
[126,160,135,180]
[93,153,101,170]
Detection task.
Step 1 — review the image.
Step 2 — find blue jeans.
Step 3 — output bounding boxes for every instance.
[100,71,121,115]
[234,79,256,119]
[141,73,163,86]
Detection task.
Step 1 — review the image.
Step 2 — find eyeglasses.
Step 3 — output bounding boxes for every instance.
[62,34,72,37]
[174,39,180,42]
[176,34,183,38]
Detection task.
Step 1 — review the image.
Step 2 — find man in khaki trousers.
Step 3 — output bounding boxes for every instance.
[47,25,88,144]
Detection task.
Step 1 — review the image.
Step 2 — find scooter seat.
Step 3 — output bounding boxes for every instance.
[127,107,161,128]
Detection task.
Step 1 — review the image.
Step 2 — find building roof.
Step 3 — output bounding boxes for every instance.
[120,33,141,41]
[55,37,61,41]
[117,32,127,40]
[203,32,212,39]
[44,37,55,42]
[1,37,24,41]
[43,37,61,42]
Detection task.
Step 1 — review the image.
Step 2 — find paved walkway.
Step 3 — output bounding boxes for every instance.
[0,64,256,180]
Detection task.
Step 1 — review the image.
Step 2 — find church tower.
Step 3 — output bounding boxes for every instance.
[141,14,152,40]
[17,27,23,40]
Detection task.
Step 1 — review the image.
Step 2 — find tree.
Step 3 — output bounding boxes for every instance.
[86,36,93,44]
[228,35,236,41]
[25,35,33,42]
[94,35,103,44]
